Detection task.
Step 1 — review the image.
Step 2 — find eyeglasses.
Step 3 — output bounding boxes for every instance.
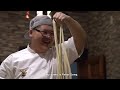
[34,28,54,37]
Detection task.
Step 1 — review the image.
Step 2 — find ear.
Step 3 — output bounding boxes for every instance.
[29,30,33,38]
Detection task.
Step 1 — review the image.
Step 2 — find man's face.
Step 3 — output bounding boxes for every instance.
[29,25,54,52]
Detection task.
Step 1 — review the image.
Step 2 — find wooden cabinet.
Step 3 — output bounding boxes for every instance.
[77,55,106,79]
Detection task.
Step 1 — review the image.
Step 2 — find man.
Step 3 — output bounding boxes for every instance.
[0,12,86,79]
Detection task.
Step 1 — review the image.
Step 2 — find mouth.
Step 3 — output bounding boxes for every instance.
[41,38,51,46]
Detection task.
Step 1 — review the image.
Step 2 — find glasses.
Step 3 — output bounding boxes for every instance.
[34,28,54,37]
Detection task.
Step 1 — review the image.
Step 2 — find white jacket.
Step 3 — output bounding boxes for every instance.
[0,37,81,79]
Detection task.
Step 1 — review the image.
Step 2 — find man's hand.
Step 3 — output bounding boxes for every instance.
[53,12,71,25]
[53,12,87,56]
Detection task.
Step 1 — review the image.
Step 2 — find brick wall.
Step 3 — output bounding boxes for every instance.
[0,11,36,62]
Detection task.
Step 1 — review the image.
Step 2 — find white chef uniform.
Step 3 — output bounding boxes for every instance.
[0,37,82,79]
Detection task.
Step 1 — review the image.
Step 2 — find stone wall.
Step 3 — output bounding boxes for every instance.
[65,11,120,79]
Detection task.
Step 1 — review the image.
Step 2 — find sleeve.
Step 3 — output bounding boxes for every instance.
[0,55,14,79]
[63,37,84,64]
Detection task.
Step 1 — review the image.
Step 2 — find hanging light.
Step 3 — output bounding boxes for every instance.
[36,11,51,18]
[37,11,43,16]
[47,11,51,18]
[26,11,29,19]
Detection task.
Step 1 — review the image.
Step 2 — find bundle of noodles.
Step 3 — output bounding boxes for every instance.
[53,19,72,79]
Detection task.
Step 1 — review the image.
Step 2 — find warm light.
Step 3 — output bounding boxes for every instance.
[26,15,29,19]
[26,11,30,19]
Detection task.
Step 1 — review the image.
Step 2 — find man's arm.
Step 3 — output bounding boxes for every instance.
[0,55,13,79]
[53,12,87,55]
